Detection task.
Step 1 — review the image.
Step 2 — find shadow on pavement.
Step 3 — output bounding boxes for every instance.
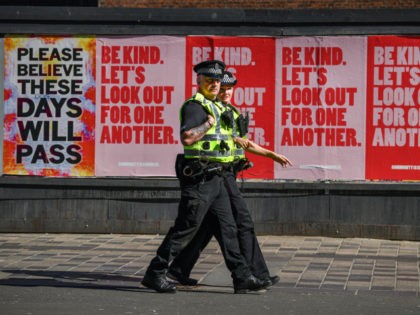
[0,269,239,294]
[0,269,146,292]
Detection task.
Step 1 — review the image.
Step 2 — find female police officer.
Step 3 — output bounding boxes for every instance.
[167,70,292,288]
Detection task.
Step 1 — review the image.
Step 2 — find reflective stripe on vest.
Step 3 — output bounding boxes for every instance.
[184,149,232,157]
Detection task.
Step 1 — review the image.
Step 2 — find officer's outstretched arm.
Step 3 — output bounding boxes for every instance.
[181,115,215,146]
[233,137,292,167]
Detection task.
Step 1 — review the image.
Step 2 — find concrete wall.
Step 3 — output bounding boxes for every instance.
[100,0,420,10]
[1,177,419,240]
[1,7,420,36]
[1,7,420,239]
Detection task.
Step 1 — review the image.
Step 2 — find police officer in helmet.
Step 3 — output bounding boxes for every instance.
[141,60,266,294]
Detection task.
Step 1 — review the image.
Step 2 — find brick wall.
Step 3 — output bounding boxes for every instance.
[100,0,420,9]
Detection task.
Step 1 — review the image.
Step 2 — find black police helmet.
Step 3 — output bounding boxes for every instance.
[221,70,237,86]
[193,60,226,79]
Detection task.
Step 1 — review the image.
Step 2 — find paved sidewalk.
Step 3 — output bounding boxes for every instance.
[0,234,419,314]
[1,233,419,293]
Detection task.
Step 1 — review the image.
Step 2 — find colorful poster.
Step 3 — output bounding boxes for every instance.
[276,37,367,180]
[95,37,184,176]
[3,36,96,176]
[0,37,3,175]
[366,36,420,180]
[186,36,276,178]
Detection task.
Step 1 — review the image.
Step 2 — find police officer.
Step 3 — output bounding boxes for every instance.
[141,61,265,294]
[167,70,292,287]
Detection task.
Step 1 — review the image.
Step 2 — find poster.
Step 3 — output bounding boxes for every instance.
[3,35,420,181]
[186,36,276,178]
[95,36,185,176]
[0,37,3,175]
[366,36,420,180]
[3,36,96,176]
[276,37,367,180]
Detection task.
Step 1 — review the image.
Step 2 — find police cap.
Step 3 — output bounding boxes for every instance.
[193,60,226,79]
[220,70,237,86]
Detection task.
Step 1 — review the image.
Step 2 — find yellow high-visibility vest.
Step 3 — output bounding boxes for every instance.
[181,92,236,162]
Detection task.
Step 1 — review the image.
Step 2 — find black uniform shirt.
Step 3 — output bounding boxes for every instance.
[180,100,209,134]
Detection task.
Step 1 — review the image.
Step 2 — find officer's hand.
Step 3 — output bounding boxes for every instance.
[272,153,292,167]
[207,115,215,128]
[233,137,250,149]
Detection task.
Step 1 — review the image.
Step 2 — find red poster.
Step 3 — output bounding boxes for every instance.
[366,36,420,180]
[186,36,276,178]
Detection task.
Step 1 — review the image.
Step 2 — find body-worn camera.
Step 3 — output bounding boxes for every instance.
[221,109,234,127]
[237,112,249,137]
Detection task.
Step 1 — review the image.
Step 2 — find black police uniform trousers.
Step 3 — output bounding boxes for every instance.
[169,170,270,280]
[144,172,252,282]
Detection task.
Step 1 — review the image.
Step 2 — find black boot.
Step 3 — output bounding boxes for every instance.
[142,274,177,293]
[261,275,280,288]
[233,275,266,294]
[167,269,198,286]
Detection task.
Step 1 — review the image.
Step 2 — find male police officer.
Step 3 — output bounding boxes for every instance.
[167,70,292,287]
[141,61,265,294]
